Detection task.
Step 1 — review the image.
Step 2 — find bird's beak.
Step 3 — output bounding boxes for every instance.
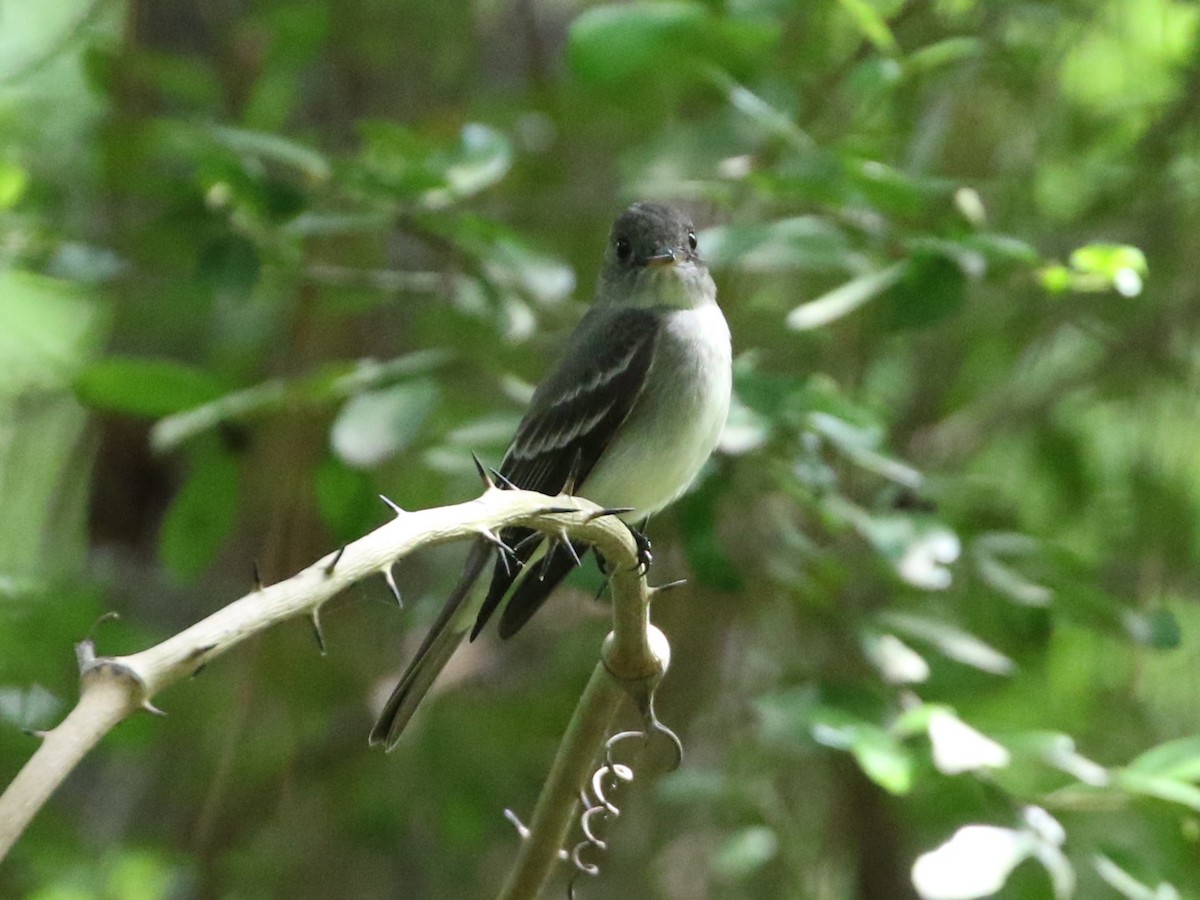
[645,248,685,267]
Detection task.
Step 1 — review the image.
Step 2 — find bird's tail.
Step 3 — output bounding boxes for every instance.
[369,542,490,750]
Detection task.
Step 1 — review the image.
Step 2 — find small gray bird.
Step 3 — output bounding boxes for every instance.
[370,202,732,749]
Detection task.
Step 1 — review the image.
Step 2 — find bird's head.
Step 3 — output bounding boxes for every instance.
[597,202,714,310]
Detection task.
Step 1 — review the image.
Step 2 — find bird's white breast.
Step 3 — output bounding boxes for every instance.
[583,301,732,516]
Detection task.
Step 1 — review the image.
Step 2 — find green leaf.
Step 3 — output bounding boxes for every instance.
[568,2,776,86]
[76,358,227,418]
[425,123,512,208]
[1093,854,1181,900]
[1040,243,1148,297]
[787,261,908,330]
[1070,244,1148,278]
[0,271,103,396]
[905,36,983,73]
[852,731,916,794]
[1140,608,1181,650]
[150,352,448,452]
[712,826,779,880]
[569,3,708,83]
[105,850,179,900]
[706,69,813,150]
[0,159,28,209]
[1116,770,1200,812]
[1069,243,1148,297]
[810,706,915,794]
[207,124,331,182]
[808,411,922,488]
[281,210,393,237]
[159,450,239,581]
[354,123,511,207]
[330,379,440,468]
[961,232,1042,269]
[836,0,899,53]
[197,235,261,305]
[1127,735,1200,782]
[850,159,952,216]
[448,216,574,305]
[881,611,1015,675]
[702,216,855,274]
[972,532,1054,607]
[883,252,967,330]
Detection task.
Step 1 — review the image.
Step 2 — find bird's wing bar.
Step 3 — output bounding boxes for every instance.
[470,307,662,639]
[501,308,661,493]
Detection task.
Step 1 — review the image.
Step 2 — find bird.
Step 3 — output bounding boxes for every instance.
[370,201,732,750]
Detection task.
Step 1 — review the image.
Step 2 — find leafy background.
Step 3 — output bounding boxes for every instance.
[2,0,1199,897]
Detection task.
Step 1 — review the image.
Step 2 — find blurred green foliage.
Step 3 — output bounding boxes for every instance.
[2,0,1200,897]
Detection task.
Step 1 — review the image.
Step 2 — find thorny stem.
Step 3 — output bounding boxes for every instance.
[0,487,664,865]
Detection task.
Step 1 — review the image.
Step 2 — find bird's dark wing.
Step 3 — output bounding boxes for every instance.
[471,307,662,639]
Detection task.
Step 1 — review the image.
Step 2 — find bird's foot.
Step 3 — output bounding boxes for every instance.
[594,525,650,577]
[626,522,652,576]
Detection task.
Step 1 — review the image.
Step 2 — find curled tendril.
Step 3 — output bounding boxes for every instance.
[566,714,685,899]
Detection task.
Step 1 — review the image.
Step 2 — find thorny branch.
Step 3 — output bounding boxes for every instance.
[0,483,670,867]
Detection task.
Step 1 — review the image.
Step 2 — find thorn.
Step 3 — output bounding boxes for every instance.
[479,528,516,557]
[480,529,519,576]
[22,728,47,740]
[490,468,518,491]
[471,452,495,489]
[504,808,531,840]
[562,447,584,495]
[89,610,120,640]
[503,810,570,860]
[253,560,263,590]
[188,643,217,660]
[650,578,688,595]
[539,506,576,515]
[513,532,543,557]
[141,700,167,717]
[593,574,611,601]
[383,563,403,607]
[539,544,557,582]
[323,545,346,576]
[310,608,327,655]
[585,507,634,521]
[188,644,215,678]
[379,494,405,516]
[558,532,582,568]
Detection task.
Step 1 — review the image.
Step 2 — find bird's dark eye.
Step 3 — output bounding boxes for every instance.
[687,231,697,250]
[615,236,632,261]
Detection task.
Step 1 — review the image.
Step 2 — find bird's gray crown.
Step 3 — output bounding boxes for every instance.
[596,201,714,310]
